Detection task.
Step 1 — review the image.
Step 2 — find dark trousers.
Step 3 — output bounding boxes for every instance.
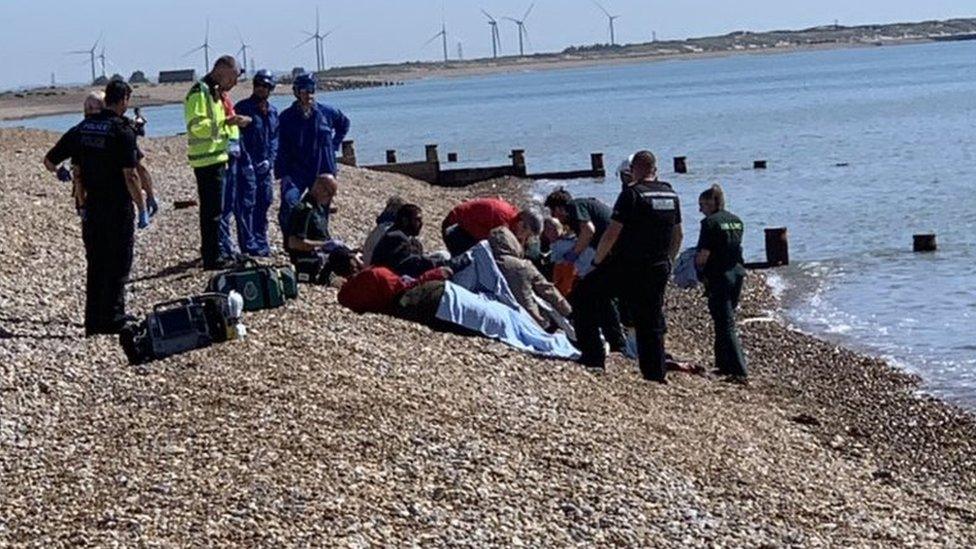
[571,263,628,369]
[623,263,671,382]
[82,202,134,335]
[194,163,226,268]
[570,266,626,368]
[443,224,478,257]
[707,269,748,377]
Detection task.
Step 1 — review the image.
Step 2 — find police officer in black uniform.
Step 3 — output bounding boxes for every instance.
[592,150,683,382]
[44,80,148,336]
[695,184,748,379]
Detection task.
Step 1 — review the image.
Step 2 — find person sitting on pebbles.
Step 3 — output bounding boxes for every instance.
[371,203,467,278]
[285,174,346,283]
[488,225,572,331]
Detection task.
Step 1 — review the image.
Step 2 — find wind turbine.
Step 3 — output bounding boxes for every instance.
[296,7,334,72]
[183,20,212,74]
[97,43,107,78]
[237,28,252,76]
[423,21,449,63]
[68,33,101,84]
[592,0,620,45]
[503,4,534,57]
[481,9,501,58]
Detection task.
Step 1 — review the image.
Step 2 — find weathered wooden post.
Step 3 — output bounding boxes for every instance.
[913,234,937,252]
[590,153,605,175]
[386,150,398,164]
[510,149,527,176]
[341,140,357,167]
[754,160,768,170]
[447,152,459,163]
[425,144,440,164]
[765,227,790,267]
[674,156,688,174]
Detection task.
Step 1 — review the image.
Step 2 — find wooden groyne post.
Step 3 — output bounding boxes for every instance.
[425,144,440,163]
[447,152,459,163]
[674,156,688,174]
[510,149,527,176]
[754,160,768,170]
[765,227,790,266]
[386,150,398,164]
[341,140,357,167]
[913,234,937,252]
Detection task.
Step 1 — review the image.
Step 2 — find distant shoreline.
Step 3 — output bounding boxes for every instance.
[0,37,938,123]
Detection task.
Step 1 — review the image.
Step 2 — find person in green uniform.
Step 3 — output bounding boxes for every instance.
[695,184,748,380]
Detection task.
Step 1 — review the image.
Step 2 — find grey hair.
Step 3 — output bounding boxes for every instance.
[519,208,544,235]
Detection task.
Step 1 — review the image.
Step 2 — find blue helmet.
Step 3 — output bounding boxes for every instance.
[292,73,316,93]
[253,69,276,90]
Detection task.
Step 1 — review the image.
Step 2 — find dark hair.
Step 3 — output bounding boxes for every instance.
[213,55,239,71]
[631,150,657,173]
[543,189,573,211]
[699,184,726,210]
[395,203,422,229]
[327,248,357,278]
[104,80,132,106]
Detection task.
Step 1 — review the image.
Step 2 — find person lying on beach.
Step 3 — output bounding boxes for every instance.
[488,226,572,330]
[441,197,543,257]
[371,203,467,278]
[362,196,406,266]
[332,249,451,314]
[331,248,579,360]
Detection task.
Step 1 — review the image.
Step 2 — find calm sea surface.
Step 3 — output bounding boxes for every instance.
[7,41,975,406]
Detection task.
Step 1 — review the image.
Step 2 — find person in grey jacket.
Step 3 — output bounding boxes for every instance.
[488,226,572,330]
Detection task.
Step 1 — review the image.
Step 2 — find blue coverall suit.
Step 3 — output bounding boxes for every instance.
[274,101,350,237]
[218,134,256,257]
[234,96,279,256]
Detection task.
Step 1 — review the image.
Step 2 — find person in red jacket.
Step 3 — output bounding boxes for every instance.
[333,248,450,314]
[441,197,543,256]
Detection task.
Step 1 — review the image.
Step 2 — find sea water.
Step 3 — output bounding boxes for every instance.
[7,41,975,406]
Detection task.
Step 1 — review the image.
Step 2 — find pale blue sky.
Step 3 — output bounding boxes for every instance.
[0,0,972,89]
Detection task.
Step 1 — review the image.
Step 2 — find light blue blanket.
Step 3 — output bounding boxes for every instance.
[444,242,580,360]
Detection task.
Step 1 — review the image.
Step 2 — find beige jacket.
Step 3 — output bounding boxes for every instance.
[488,227,572,328]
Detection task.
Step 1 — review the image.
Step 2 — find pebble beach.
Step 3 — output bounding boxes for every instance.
[2,127,975,546]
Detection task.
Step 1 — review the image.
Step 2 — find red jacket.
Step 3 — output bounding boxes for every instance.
[444,198,519,241]
[338,266,448,314]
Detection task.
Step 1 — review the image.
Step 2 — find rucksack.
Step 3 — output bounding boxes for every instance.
[119,292,243,365]
[207,259,298,312]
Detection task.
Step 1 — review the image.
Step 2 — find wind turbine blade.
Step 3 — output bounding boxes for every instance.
[502,16,520,23]
[294,35,317,49]
[422,32,443,48]
[523,3,535,21]
[67,50,90,55]
[523,25,533,49]
[182,45,206,57]
[590,0,611,18]
[481,9,495,22]
[92,31,103,52]
[316,6,321,35]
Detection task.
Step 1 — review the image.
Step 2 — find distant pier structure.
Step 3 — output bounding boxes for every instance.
[158,69,196,84]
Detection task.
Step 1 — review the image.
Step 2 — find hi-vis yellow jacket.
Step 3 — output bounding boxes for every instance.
[184,79,231,168]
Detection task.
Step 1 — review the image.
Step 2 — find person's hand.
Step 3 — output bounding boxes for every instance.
[439,266,454,279]
[146,195,159,218]
[56,166,72,183]
[226,115,248,127]
[137,210,151,229]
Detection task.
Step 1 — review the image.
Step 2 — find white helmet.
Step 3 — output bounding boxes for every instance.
[617,154,635,177]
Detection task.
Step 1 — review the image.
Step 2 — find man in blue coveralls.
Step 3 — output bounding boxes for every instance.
[234,69,280,256]
[274,72,351,239]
